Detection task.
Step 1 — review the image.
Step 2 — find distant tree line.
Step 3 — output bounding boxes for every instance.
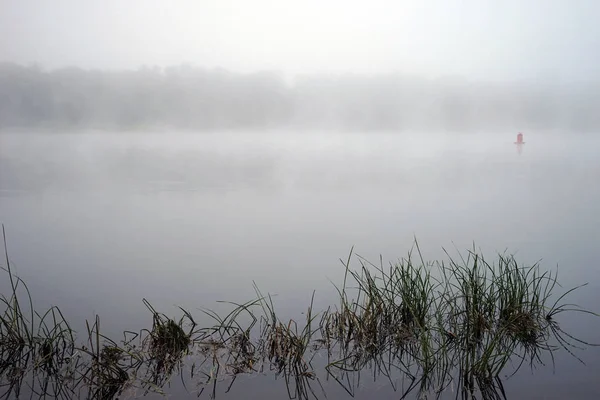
[1,63,598,132]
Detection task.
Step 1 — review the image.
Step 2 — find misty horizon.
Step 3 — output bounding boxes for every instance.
[2,61,599,132]
[3,0,599,133]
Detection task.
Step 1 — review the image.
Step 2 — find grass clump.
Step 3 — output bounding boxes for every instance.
[319,243,599,399]
[76,316,132,399]
[141,298,195,386]
[248,285,325,400]
[0,225,76,399]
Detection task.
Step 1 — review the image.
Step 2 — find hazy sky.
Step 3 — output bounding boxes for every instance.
[1,0,598,81]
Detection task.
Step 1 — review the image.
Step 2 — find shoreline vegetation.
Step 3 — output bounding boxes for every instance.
[1,63,599,133]
[1,224,598,400]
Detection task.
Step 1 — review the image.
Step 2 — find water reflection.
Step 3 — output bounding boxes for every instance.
[2,231,598,400]
[1,131,600,398]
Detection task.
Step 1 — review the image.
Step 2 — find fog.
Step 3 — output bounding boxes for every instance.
[2,130,600,399]
[2,0,600,81]
[2,0,600,131]
[1,63,600,131]
[2,1,600,399]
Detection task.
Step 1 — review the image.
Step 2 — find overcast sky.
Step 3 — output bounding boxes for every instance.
[1,0,598,82]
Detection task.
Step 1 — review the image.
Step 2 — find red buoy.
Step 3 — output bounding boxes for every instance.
[515,132,525,144]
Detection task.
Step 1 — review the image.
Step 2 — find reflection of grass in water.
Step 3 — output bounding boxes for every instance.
[1,225,76,399]
[305,242,599,399]
[253,285,326,400]
[1,224,599,400]
[77,316,132,399]
[141,298,194,387]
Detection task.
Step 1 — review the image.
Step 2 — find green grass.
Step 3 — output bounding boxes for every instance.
[1,225,598,400]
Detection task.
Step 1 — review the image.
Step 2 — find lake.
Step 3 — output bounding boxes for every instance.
[1,130,599,399]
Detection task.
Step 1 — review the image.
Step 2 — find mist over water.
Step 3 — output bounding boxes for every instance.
[2,0,600,397]
[2,133,600,395]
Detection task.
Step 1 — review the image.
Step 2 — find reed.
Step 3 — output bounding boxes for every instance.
[1,225,598,400]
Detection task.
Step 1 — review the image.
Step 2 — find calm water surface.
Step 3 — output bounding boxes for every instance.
[1,131,599,398]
